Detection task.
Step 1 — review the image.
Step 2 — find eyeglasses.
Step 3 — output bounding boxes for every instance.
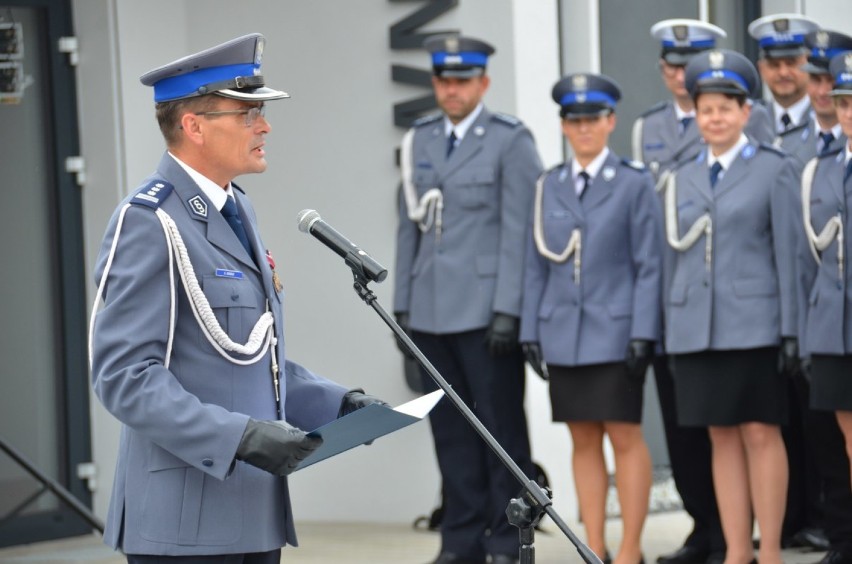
[195,105,266,127]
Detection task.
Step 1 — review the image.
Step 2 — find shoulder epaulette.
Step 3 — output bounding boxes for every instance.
[621,158,646,171]
[640,100,668,118]
[491,112,522,127]
[131,180,174,210]
[758,143,786,157]
[412,113,442,127]
[819,147,843,159]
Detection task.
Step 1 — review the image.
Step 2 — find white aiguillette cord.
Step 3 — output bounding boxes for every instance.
[88,203,275,369]
[663,172,713,271]
[401,128,444,239]
[532,172,582,284]
[801,157,844,278]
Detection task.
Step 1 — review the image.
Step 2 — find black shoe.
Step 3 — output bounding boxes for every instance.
[431,553,486,564]
[489,555,520,564]
[657,546,711,564]
[819,552,852,564]
[785,527,830,551]
[705,552,725,564]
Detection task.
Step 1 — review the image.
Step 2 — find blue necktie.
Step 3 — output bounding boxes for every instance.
[221,196,253,257]
[818,131,835,154]
[680,117,693,135]
[709,162,723,188]
[446,131,457,158]
[578,171,590,199]
[780,113,792,130]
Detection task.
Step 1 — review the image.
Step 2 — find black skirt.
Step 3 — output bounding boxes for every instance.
[548,362,645,423]
[670,347,787,427]
[811,355,852,412]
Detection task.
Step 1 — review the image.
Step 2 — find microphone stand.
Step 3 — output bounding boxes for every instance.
[347,264,601,564]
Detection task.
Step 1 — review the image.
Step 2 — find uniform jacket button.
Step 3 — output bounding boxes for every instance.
[202,458,214,467]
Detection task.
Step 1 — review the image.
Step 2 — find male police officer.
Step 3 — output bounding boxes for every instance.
[394,34,541,564]
[780,30,852,168]
[749,13,821,135]
[90,34,385,562]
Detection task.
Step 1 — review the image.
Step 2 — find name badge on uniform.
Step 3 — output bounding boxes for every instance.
[215,268,243,279]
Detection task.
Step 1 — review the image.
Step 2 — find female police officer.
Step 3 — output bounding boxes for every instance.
[520,73,663,564]
[664,49,800,564]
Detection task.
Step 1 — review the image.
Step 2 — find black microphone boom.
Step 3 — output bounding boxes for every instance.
[297,209,388,283]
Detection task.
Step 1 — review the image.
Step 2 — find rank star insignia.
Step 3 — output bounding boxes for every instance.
[266,250,283,293]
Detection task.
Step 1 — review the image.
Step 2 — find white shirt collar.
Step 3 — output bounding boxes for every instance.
[444,103,484,141]
[772,95,810,132]
[845,144,852,166]
[708,134,749,171]
[571,147,610,181]
[168,152,234,211]
[673,103,695,121]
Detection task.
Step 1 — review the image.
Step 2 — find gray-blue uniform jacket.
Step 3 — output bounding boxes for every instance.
[632,100,776,183]
[394,107,543,333]
[797,149,852,356]
[91,153,347,555]
[664,142,801,354]
[775,118,847,170]
[519,152,663,366]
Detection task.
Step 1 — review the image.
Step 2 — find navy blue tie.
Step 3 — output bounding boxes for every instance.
[578,171,591,199]
[780,113,792,130]
[680,117,693,135]
[446,131,457,158]
[818,131,835,154]
[709,162,723,188]
[221,197,253,257]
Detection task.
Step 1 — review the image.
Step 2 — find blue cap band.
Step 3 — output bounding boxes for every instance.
[153,62,259,102]
[837,72,852,87]
[662,38,716,49]
[759,33,806,48]
[696,69,749,91]
[560,91,617,108]
[811,47,850,60]
[431,51,489,67]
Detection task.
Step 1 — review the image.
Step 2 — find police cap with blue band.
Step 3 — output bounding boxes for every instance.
[685,49,759,98]
[802,30,852,75]
[423,34,495,78]
[139,33,289,103]
[829,51,852,97]
[651,19,727,66]
[748,13,821,59]
[551,73,621,119]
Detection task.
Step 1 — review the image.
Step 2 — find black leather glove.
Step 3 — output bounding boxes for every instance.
[394,312,415,359]
[485,313,520,356]
[778,337,800,378]
[522,342,548,380]
[338,389,391,418]
[235,418,322,477]
[625,339,654,379]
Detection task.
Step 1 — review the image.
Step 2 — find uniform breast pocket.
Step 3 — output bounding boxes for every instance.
[414,168,439,190]
[199,275,262,349]
[457,167,495,209]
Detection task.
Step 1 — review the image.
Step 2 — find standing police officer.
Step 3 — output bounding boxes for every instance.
[394,34,541,564]
[796,50,852,564]
[780,30,852,168]
[521,72,662,564]
[90,34,385,562]
[749,13,821,135]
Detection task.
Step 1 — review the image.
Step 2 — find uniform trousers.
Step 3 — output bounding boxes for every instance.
[126,550,280,564]
[653,355,725,553]
[413,329,532,560]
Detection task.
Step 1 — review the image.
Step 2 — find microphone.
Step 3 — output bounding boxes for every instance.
[297,209,388,283]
